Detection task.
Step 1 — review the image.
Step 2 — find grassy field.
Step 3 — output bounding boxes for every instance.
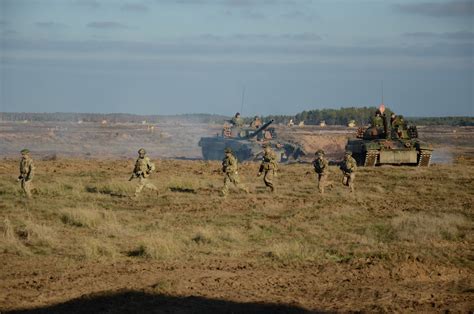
[1,157,473,313]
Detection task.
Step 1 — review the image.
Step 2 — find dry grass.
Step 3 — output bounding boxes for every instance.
[0,158,472,268]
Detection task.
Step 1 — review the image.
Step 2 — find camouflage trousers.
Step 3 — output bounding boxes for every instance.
[20,179,33,198]
[135,177,158,196]
[342,172,355,192]
[263,169,275,192]
[222,172,248,195]
[316,173,330,194]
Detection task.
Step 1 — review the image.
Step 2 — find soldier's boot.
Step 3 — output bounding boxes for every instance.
[270,185,275,193]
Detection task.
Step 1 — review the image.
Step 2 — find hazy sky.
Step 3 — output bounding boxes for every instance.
[0,0,472,116]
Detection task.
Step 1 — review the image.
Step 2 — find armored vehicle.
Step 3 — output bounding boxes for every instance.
[345,111,433,167]
[199,119,305,162]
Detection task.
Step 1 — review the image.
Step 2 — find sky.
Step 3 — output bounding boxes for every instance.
[0,0,472,117]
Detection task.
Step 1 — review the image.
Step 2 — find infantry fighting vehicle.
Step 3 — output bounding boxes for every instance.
[345,110,433,166]
[199,119,305,162]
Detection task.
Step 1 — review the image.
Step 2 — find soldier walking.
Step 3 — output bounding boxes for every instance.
[312,149,330,194]
[18,149,34,198]
[340,151,357,193]
[221,148,249,196]
[258,145,278,192]
[129,148,158,197]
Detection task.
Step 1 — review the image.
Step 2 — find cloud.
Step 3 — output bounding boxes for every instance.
[2,37,472,63]
[154,0,302,6]
[74,0,101,9]
[35,21,67,29]
[1,29,17,36]
[394,0,474,17]
[87,22,131,29]
[0,20,8,27]
[226,32,321,41]
[121,3,149,12]
[404,30,474,40]
[280,33,321,41]
[280,10,316,20]
[240,9,265,19]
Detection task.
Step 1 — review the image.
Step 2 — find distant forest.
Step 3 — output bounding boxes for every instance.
[259,107,474,126]
[1,109,473,126]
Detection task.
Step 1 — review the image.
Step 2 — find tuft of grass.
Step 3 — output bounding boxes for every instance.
[85,181,130,197]
[366,223,397,243]
[0,218,31,255]
[60,208,116,229]
[265,240,322,263]
[167,178,200,194]
[20,220,57,248]
[81,238,119,260]
[192,228,213,245]
[391,212,469,243]
[128,233,185,260]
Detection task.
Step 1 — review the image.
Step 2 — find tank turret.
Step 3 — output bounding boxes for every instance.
[199,118,305,162]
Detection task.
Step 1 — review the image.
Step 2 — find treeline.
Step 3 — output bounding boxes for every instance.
[261,107,383,126]
[1,110,472,126]
[405,116,474,126]
[0,112,228,124]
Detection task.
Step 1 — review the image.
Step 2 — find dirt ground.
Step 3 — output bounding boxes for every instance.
[0,122,473,313]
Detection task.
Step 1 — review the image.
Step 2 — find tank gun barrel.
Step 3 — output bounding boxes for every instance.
[245,119,274,139]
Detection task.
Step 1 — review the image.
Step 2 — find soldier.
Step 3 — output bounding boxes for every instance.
[129,148,158,197]
[18,149,34,198]
[339,151,357,193]
[231,112,244,127]
[371,110,384,128]
[258,145,278,192]
[312,149,330,194]
[250,116,262,129]
[221,148,249,196]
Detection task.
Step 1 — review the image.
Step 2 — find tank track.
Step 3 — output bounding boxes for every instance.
[417,150,432,167]
[364,150,378,167]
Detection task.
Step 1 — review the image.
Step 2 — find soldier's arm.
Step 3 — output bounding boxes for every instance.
[26,161,34,181]
[323,159,329,169]
[146,158,156,173]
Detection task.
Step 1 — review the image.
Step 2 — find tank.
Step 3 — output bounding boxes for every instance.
[345,113,433,166]
[199,119,305,162]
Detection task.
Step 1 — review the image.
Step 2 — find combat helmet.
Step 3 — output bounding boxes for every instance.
[315,149,324,156]
[224,147,233,154]
[21,148,30,154]
[138,148,146,154]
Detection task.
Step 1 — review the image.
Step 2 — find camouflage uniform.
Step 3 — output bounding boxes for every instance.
[340,151,357,193]
[258,146,278,192]
[250,116,262,129]
[18,149,34,198]
[231,112,244,127]
[371,114,383,128]
[221,149,249,196]
[312,150,330,194]
[131,148,158,197]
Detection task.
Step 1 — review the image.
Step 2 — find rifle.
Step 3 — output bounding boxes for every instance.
[128,171,142,181]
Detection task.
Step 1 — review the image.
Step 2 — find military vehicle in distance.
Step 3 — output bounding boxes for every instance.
[345,109,433,167]
[199,119,305,162]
